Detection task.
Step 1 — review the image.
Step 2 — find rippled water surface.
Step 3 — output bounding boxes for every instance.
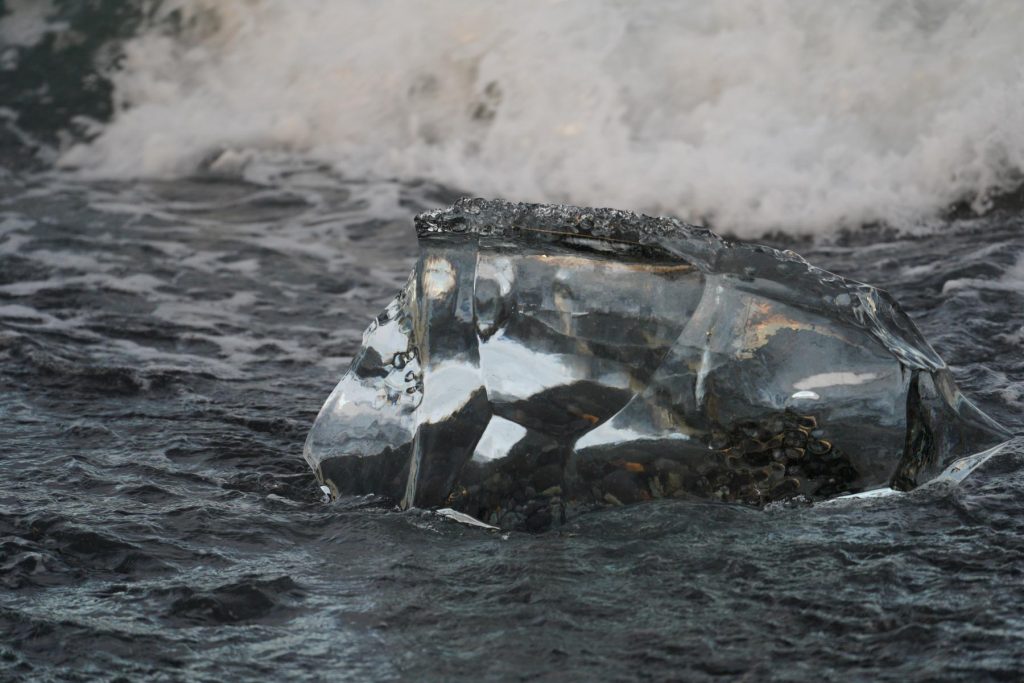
[2,171,1023,681]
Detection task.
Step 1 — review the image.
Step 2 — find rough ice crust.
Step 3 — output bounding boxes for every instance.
[305,198,1009,530]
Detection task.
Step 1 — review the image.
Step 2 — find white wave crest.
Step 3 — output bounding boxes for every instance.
[58,0,1024,236]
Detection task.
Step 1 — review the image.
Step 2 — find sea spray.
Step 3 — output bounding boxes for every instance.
[34,0,1023,235]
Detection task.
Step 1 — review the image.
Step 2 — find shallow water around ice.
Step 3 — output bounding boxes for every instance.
[1,170,1023,681]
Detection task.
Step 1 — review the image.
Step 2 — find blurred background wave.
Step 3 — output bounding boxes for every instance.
[3,0,1024,235]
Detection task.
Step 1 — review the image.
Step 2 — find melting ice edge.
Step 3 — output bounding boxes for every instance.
[305,199,1010,531]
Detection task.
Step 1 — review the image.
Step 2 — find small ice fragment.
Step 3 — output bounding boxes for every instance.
[435,508,500,530]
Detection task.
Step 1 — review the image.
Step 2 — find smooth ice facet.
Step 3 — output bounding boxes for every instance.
[304,199,1010,529]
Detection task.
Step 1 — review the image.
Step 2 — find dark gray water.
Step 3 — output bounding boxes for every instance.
[1,168,1023,681]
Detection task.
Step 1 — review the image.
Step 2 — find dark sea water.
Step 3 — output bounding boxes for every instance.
[1,169,1022,682]
[3,1,1024,680]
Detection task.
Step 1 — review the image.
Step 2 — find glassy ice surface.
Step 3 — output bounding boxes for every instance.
[305,199,1010,529]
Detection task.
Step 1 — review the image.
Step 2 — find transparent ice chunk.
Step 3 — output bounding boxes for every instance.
[305,276,420,501]
[304,199,1010,529]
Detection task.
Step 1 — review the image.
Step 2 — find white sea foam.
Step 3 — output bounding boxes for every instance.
[52,0,1024,236]
[942,251,1024,294]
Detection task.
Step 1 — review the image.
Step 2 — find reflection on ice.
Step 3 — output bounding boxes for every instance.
[304,199,1010,530]
[473,416,529,463]
[794,372,881,390]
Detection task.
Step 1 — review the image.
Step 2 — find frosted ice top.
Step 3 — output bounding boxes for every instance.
[305,199,1008,530]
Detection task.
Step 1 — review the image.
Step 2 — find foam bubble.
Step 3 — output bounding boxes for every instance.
[58,0,1024,236]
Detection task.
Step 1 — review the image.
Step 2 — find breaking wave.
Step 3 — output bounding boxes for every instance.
[4,0,1024,234]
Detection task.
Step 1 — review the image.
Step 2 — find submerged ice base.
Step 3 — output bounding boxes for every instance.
[305,199,1009,530]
